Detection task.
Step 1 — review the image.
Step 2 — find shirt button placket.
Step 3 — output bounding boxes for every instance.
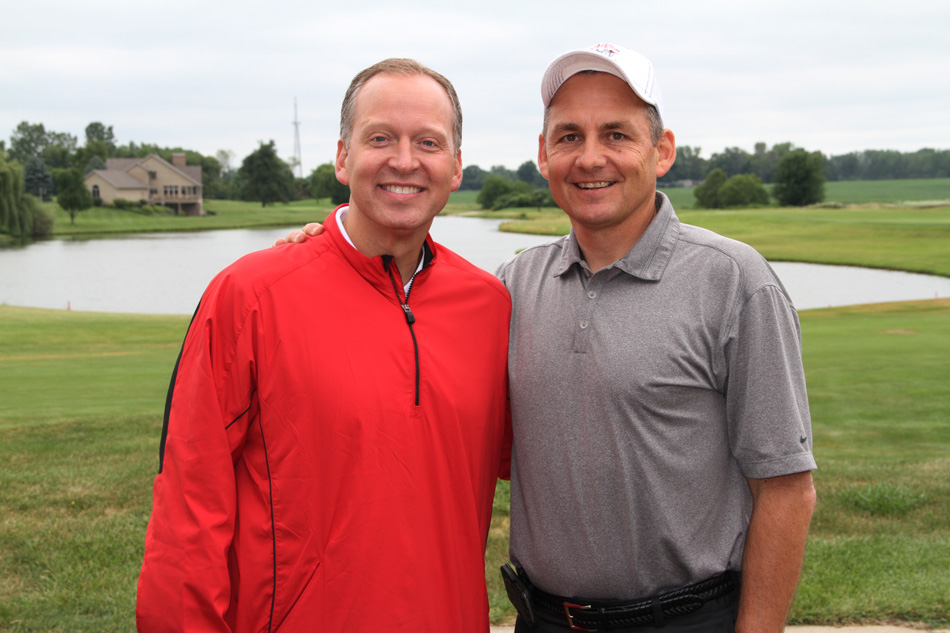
[573,276,601,353]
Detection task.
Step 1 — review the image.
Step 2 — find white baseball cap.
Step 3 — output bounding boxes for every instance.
[541,43,665,122]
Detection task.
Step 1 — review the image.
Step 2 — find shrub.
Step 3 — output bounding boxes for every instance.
[694,170,771,209]
[477,175,515,209]
[693,168,728,208]
[31,200,55,237]
[491,189,554,211]
[717,174,770,208]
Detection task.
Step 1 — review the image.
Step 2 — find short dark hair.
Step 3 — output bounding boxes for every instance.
[340,58,463,153]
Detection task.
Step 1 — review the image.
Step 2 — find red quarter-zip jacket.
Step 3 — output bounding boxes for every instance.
[137,208,512,632]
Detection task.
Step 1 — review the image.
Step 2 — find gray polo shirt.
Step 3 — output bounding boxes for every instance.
[497,192,816,600]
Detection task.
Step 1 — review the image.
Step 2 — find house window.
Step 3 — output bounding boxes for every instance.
[92,185,100,198]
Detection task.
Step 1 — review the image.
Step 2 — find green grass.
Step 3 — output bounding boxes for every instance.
[0,307,189,632]
[2,299,948,629]
[47,198,336,237]
[792,299,950,626]
[0,308,189,427]
[678,206,950,276]
[821,178,950,205]
[494,204,950,277]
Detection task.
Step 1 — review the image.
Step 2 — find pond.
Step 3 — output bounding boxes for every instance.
[1,216,948,315]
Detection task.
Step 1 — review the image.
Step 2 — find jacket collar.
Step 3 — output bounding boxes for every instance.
[324,205,437,294]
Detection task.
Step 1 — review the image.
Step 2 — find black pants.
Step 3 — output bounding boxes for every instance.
[514,590,740,633]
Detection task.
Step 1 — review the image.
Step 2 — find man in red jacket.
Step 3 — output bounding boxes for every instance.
[136,58,512,632]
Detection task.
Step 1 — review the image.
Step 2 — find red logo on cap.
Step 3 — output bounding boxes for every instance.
[591,43,620,57]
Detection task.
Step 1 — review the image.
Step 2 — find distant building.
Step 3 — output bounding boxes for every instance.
[84,153,203,216]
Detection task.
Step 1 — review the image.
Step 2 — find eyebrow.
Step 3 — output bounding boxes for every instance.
[360,120,451,142]
[550,120,634,135]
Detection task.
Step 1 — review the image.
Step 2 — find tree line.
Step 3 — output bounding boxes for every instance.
[4,119,948,242]
[692,149,826,209]
[660,142,950,185]
[4,121,237,200]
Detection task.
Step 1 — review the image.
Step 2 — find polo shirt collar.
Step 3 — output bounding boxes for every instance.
[555,192,680,281]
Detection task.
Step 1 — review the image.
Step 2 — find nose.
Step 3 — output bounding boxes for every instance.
[389,140,418,173]
[577,139,607,171]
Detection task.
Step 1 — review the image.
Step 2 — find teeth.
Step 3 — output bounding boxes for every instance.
[384,185,423,194]
[576,181,613,189]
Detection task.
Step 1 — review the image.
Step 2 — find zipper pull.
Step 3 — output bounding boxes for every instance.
[401,303,415,324]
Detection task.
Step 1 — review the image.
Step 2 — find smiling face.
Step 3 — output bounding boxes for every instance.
[539,71,675,244]
[335,72,462,254]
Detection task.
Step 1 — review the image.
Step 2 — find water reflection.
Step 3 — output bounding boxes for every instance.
[1,216,948,315]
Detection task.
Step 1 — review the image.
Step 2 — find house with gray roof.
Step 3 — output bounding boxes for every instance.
[84,153,203,215]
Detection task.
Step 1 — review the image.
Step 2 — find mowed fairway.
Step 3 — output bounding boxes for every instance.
[1,299,948,630]
[498,204,950,277]
[0,307,189,632]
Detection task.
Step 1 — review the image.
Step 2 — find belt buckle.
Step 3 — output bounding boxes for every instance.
[563,602,596,631]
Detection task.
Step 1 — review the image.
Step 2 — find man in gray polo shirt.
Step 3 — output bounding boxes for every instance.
[497,43,816,633]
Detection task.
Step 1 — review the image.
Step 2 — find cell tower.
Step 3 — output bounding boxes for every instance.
[292,97,303,178]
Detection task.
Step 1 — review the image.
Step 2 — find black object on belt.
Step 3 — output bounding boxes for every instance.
[528,570,740,631]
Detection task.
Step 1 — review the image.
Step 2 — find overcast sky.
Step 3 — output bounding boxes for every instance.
[3,0,948,176]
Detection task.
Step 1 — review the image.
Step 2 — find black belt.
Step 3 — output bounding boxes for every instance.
[528,570,740,631]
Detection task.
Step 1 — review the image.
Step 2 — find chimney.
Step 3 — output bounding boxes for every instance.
[171,153,186,168]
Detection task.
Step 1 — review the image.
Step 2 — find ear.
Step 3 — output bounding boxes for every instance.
[335,139,350,185]
[537,133,549,180]
[450,149,463,192]
[654,129,676,179]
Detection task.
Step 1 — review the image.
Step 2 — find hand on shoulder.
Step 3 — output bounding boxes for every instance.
[273,222,325,247]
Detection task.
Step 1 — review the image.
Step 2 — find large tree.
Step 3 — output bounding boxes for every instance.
[8,121,48,163]
[74,140,109,174]
[459,164,486,191]
[516,160,546,188]
[54,168,94,224]
[660,145,706,183]
[1,156,27,235]
[85,121,116,147]
[773,150,826,206]
[238,141,295,207]
[708,146,751,177]
[8,122,77,167]
[1,155,52,239]
[309,162,349,205]
[24,157,55,201]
